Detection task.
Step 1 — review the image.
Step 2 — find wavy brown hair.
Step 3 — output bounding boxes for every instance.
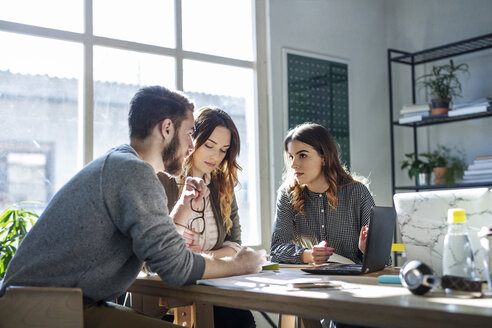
[179,106,241,233]
[281,123,353,216]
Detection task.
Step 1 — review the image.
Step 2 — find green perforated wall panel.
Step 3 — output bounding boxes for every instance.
[287,53,350,167]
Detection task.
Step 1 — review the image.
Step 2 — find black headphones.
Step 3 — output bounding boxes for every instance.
[400,260,440,295]
[400,260,482,295]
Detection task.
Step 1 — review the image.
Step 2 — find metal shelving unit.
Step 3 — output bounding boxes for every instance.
[388,32,492,195]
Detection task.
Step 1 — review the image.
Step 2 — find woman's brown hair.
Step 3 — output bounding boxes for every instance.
[180,106,241,233]
[281,123,353,215]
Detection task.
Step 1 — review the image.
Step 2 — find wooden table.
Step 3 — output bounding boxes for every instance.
[127,267,492,328]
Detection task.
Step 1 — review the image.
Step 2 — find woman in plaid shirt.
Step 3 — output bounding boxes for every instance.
[271,123,375,264]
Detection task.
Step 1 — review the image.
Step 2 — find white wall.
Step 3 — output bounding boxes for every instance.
[267,0,391,227]
[386,0,492,186]
[264,0,492,249]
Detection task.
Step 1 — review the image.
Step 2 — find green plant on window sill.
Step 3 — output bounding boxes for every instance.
[400,152,433,181]
[0,205,39,278]
[419,145,467,185]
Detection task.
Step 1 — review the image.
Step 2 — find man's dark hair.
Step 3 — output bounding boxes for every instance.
[128,86,194,140]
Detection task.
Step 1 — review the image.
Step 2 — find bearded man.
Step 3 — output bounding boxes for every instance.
[0,86,265,328]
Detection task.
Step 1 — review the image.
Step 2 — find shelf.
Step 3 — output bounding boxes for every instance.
[390,32,492,65]
[395,182,492,191]
[393,110,492,127]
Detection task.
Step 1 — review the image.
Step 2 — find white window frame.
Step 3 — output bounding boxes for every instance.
[0,0,271,248]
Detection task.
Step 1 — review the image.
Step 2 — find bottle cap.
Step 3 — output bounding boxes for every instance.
[447,208,467,224]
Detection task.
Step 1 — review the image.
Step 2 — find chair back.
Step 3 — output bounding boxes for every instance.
[0,286,83,328]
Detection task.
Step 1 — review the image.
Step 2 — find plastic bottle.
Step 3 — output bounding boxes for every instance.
[442,209,475,293]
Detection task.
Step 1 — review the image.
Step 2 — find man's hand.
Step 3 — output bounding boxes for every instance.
[201,247,267,279]
[233,247,267,275]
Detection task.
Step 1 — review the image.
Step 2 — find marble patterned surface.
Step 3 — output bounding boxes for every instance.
[394,188,492,279]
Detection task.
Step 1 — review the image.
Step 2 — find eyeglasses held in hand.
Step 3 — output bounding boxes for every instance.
[176,183,206,234]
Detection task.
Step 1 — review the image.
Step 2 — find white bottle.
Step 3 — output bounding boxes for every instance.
[442,209,475,284]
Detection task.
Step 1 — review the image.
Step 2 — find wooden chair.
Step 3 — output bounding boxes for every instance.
[0,285,84,328]
[129,293,214,328]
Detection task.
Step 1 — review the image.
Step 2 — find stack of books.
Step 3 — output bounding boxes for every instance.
[449,97,492,117]
[462,155,492,183]
[398,104,430,124]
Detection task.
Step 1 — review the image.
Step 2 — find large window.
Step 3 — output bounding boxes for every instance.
[0,0,259,245]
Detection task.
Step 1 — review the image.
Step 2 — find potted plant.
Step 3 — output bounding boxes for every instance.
[400,152,432,185]
[420,145,467,185]
[416,59,469,116]
[0,205,39,278]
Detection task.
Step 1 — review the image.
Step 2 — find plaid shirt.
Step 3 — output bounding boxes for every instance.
[270,182,375,264]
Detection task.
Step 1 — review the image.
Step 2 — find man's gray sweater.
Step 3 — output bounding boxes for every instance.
[0,145,205,303]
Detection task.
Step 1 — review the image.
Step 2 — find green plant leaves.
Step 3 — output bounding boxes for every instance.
[0,206,39,278]
[401,145,467,185]
[416,59,469,102]
[400,152,432,179]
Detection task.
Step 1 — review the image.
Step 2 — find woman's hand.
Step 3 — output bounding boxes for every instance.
[302,241,334,264]
[181,227,203,253]
[171,177,209,227]
[312,241,335,264]
[181,227,195,246]
[182,176,209,209]
[359,225,369,253]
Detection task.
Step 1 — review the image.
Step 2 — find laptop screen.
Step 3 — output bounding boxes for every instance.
[361,206,396,273]
[393,187,491,278]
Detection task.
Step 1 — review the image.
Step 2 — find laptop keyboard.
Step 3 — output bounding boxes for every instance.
[318,264,362,270]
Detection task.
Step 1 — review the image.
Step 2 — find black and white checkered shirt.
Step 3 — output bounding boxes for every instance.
[270,182,375,264]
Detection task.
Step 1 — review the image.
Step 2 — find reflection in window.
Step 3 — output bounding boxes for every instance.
[0,142,52,210]
[182,0,254,60]
[0,33,81,210]
[184,60,258,245]
[93,0,174,47]
[93,46,176,158]
[0,0,83,32]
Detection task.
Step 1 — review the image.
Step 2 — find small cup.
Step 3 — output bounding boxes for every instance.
[478,226,492,294]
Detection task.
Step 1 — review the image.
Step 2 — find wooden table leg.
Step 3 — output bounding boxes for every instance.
[299,317,322,328]
[194,302,214,328]
[279,314,296,328]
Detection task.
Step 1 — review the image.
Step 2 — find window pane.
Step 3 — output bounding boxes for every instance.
[0,32,82,210]
[182,0,254,61]
[0,0,83,32]
[93,0,175,47]
[93,46,176,158]
[183,60,258,245]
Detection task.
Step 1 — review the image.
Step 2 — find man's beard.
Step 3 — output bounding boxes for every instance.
[162,130,183,176]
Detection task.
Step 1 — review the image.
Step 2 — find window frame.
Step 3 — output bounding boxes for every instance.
[0,0,269,247]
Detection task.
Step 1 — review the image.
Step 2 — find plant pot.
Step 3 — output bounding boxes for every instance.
[418,172,431,186]
[433,167,448,185]
[430,99,450,116]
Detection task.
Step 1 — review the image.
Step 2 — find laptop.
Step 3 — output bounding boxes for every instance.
[301,206,396,275]
[393,188,491,279]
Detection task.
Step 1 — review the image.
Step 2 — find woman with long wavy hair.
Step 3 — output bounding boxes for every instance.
[158,106,256,328]
[270,123,375,265]
[158,106,243,257]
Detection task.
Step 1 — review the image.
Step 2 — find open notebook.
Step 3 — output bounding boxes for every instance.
[301,206,396,275]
